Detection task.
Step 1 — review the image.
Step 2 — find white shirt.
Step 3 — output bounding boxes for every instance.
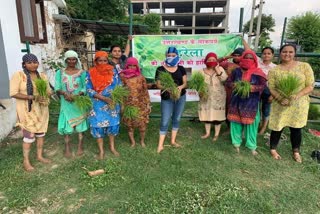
[258,57,276,76]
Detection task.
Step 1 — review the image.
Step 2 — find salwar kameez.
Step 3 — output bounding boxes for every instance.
[55,69,88,135]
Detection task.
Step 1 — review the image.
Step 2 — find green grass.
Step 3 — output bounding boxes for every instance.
[0,101,320,213]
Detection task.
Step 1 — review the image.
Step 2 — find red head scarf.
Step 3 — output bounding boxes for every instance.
[239,50,266,81]
[89,51,114,93]
[122,57,141,78]
[204,52,218,68]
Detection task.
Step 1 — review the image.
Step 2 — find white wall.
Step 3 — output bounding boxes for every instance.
[0,0,65,140]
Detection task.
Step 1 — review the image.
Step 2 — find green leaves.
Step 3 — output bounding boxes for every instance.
[275,74,302,98]
[123,105,140,120]
[287,12,320,52]
[233,81,251,98]
[34,79,48,97]
[159,72,180,100]
[111,85,130,108]
[74,95,92,112]
[188,72,208,101]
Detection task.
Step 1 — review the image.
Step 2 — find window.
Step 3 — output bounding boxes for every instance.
[16,0,47,43]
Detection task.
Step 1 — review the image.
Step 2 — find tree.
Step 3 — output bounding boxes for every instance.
[243,14,275,49]
[64,0,129,22]
[143,13,161,34]
[287,12,320,52]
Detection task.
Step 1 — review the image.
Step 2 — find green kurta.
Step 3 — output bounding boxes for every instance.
[55,69,88,135]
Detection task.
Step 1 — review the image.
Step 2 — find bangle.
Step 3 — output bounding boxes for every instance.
[28,95,34,100]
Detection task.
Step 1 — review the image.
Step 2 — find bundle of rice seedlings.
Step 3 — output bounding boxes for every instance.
[233,80,251,98]
[188,72,208,101]
[159,72,180,100]
[74,95,92,112]
[34,79,48,97]
[123,105,140,120]
[110,85,130,108]
[275,74,302,99]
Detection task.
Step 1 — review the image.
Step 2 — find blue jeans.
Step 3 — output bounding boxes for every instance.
[160,94,186,135]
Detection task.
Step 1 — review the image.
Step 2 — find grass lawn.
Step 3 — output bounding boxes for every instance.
[0,101,320,213]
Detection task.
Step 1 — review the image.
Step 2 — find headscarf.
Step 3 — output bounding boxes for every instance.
[22,53,40,112]
[204,52,218,68]
[89,51,114,93]
[122,57,141,78]
[232,48,245,56]
[63,50,82,70]
[165,46,180,67]
[239,50,266,81]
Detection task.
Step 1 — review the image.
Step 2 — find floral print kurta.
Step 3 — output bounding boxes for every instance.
[86,69,122,130]
[268,62,314,131]
[121,75,151,130]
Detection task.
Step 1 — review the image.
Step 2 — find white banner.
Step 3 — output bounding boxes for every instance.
[148,89,200,102]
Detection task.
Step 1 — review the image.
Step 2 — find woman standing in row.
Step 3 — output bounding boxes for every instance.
[155,47,187,153]
[120,57,151,147]
[87,51,122,159]
[55,50,88,158]
[10,54,51,171]
[226,50,267,155]
[268,44,314,163]
[198,52,228,141]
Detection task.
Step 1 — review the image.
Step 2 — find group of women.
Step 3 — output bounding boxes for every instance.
[10,40,314,171]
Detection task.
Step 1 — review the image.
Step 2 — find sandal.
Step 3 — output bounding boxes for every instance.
[270,150,281,160]
[293,152,302,163]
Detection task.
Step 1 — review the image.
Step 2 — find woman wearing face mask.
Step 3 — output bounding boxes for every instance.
[155,47,187,153]
[87,51,122,159]
[55,50,88,158]
[226,50,267,155]
[198,52,228,142]
[268,44,314,163]
[120,57,151,148]
[10,53,52,171]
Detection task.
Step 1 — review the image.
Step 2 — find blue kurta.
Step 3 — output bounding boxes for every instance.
[86,69,122,130]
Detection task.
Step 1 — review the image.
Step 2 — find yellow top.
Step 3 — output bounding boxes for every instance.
[10,71,51,133]
[268,62,314,131]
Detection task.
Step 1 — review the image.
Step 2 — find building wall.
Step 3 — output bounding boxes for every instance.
[132,0,229,34]
[0,0,65,140]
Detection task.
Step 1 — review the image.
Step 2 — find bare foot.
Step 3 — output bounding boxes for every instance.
[171,142,182,148]
[37,157,51,164]
[23,161,35,172]
[76,149,84,156]
[251,150,258,156]
[212,135,218,142]
[201,134,210,139]
[64,151,72,158]
[96,152,105,160]
[130,143,136,148]
[270,150,281,160]
[234,146,240,153]
[140,142,146,148]
[111,149,120,157]
[258,128,266,135]
[157,146,164,153]
[293,152,302,163]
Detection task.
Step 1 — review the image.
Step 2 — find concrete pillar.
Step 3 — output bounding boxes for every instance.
[192,0,196,34]
[143,2,147,14]
[223,0,230,33]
